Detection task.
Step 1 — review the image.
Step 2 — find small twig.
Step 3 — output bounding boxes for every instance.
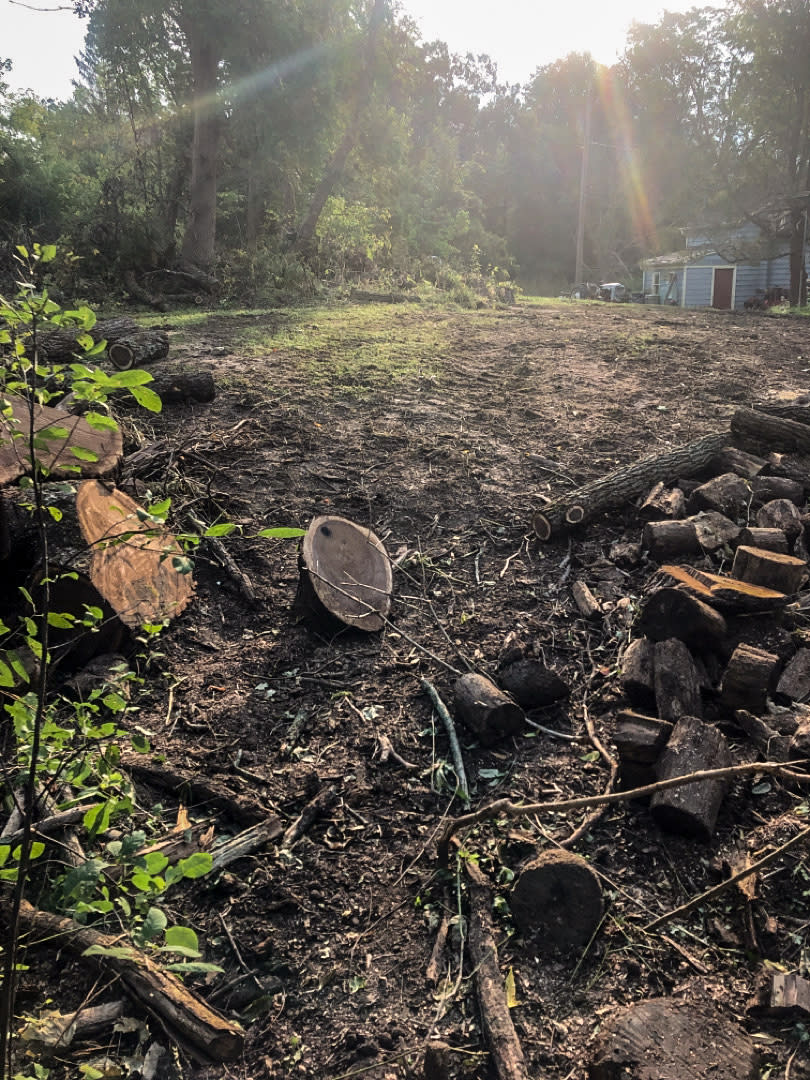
[438,761,809,866]
[421,679,469,802]
[280,786,339,851]
[559,702,618,850]
[644,823,810,932]
[376,733,419,770]
[524,717,583,741]
[217,912,251,973]
[425,913,451,985]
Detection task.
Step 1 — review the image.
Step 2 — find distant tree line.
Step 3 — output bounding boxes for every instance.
[1,0,808,302]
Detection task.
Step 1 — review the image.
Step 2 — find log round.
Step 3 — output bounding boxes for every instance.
[454,672,524,746]
[510,850,604,949]
[108,330,170,371]
[498,659,569,710]
[638,588,727,651]
[299,515,392,632]
[731,545,806,594]
[650,715,731,840]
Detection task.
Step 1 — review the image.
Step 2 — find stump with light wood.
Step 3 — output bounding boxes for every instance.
[731,545,806,594]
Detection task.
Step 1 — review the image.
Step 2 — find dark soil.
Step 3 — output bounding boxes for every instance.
[16,300,810,1079]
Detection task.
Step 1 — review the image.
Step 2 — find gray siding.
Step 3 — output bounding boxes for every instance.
[684,266,713,307]
[733,262,765,307]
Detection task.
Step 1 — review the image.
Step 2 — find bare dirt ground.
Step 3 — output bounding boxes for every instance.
[23,299,810,1079]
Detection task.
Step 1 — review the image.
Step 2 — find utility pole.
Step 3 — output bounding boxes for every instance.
[574,94,592,287]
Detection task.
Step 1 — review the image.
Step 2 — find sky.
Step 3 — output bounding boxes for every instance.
[1,0,717,101]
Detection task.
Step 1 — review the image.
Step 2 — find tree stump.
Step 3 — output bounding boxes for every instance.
[653,639,703,722]
[588,998,759,1080]
[638,588,727,651]
[497,660,569,710]
[650,715,731,839]
[510,850,603,949]
[298,515,392,632]
[455,673,524,746]
[731,545,806,594]
[720,644,781,712]
[108,330,170,370]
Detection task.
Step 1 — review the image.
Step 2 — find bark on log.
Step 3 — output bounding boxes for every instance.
[209,816,284,871]
[572,580,602,619]
[122,756,273,825]
[280,786,338,851]
[638,482,686,523]
[533,431,730,540]
[642,519,700,561]
[734,710,791,761]
[689,510,742,551]
[751,402,810,426]
[732,407,810,454]
[76,480,194,629]
[17,999,126,1051]
[149,370,215,405]
[638,588,728,651]
[16,899,244,1061]
[653,639,703,722]
[776,649,810,702]
[464,857,530,1080]
[720,644,781,712]
[613,711,673,763]
[38,316,140,360]
[750,475,805,507]
[708,446,767,479]
[109,330,170,371]
[687,472,752,518]
[660,563,790,614]
[589,998,759,1080]
[0,396,123,486]
[756,499,804,545]
[298,515,392,632]
[731,545,806,594]
[510,850,604,949]
[737,527,789,554]
[497,660,569,710]
[455,673,524,746]
[619,638,656,709]
[650,715,731,839]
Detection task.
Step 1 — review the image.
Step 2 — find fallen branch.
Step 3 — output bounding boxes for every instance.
[209,816,283,873]
[421,678,469,801]
[438,761,808,866]
[464,856,530,1080]
[644,823,810,932]
[16,899,243,1062]
[187,510,256,605]
[281,786,338,850]
[121,755,274,825]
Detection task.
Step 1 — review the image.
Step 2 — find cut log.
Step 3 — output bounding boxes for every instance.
[613,711,673,763]
[732,407,810,454]
[16,899,244,1062]
[756,498,804,545]
[109,330,170,371]
[638,588,728,651]
[455,672,524,746]
[17,1000,126,1052]
[660,563,790,614]
[638,482,686,523]
[0,396,123,486]
[709,445,767,479]
[687,472,752,518]
[572,579,602,619]
[609,539,642,567]
[731,545,806,594]
[37,316,140,360]
[497,660,569,710]
[619,637,656,709]
[736,527,789,554]
[734,709,791,761]
[149,370,215,404]
[298,515,392,631]
[588,998,759,1080]
[776,649,810,702]
[641,519,700,561]
[533,431,729,540]
[752,401,810,426]
[650,715,731,839]
[720,644,781,712]
[750,475,805,507]
[509,850,604,949]
[76,481,194,629]
[653,639,703,722]
[689,510,742,551]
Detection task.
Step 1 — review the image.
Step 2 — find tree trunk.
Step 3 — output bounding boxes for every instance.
[179,14,220,270]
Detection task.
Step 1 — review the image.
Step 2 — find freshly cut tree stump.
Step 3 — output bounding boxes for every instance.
[455,673,524,746]
[532,431,729,539]
[720,644,781,712]
[108,330,170,370]
[76,480,194,629]
[709,445,767,479]
[756,498,804,545]
[0,396,123,486]
[588,998,759,1080]
[638,482,686,523]
[638,588,727,651]
[619,637,656,709]
[650,715,731,839]
[653,638,703,722]
[751,475,804,506]
[731,545,806,594]
[737,527,789,554]
[687,472,752,518]
[776,649,810,702]
[298,515,392,631]
[641,519,700,561]
[497,660,569,710]
[660,563,790,614]
[510,850,603,949]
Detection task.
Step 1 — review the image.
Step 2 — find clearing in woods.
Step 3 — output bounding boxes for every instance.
[19,298,810,1079]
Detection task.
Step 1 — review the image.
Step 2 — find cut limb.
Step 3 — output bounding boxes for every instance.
[464,856,530,1080]
[37,316,139,360]
[15,899,244,1062]
[109,330,170,371]
[660,563,790,613]
[532,431,729,540]
[650,715,731,840]
[455,672,524,746]
[642,520,700,561]
[0,396,123,486]
[76,480,194,629]
[731,407,810,453]
[638,481,686,523]
[653,639,703,722]
[638,588,727,651]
